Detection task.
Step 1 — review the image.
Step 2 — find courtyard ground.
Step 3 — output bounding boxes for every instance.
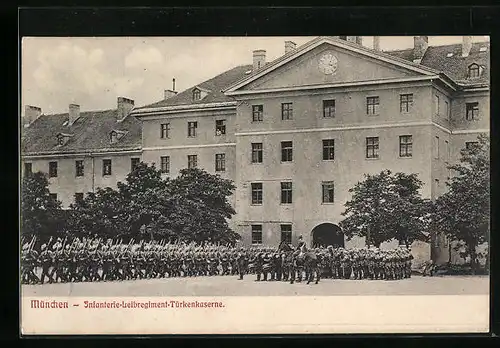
[22,274,489,297]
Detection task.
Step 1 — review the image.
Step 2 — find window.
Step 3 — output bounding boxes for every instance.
[193,89,201,101]
[160,156,170,173]
[251,143,263,163]
[49,161,58,178]
[131,157,140,172]
[322,139,335,160]
[102,159,112,176]
[281,141,293,162]
[75,160,84,177]
[399,135,413,158]
[49,193,57,201]
[24,162,32,177]
[57,136,65,146]
[188,155,197,169]
[160,123,170,139]
[366,96,379,115]
[281,102,293,120]
[445,101,450,120]
[466,102,479,120]
[445,140,450,162]
[215,120,226,135]
[215,153,226,172]
[188,121,198,137]
[322,181,335,203]
[323,99,335,118]
[434,179,440,192]
[110,132,117,144]
[75,193,84,204]
[400,94,413,113]
[251,183,263,205]
[281,224,292,244]
[252,105,263,122]
[281,182,293,204]
[251,225,263,244]
[366,137,379,159]
[434,95,440,115]
[465,141,479,150]
[434,136,439,159]
[468,64,480,78]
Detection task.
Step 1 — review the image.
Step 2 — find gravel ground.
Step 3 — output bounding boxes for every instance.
[22,274,489,297]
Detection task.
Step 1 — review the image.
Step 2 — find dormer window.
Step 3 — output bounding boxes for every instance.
[192,87,210,101]
[468,63,481,79]
[56,133,73,146]
[110,129,127,144]
[193,89,201,101]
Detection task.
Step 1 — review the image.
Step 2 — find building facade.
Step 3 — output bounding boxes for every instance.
[22,36,489,265]
[21,98,143,208]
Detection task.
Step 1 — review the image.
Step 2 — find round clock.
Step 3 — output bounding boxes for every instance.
[318,52,338,75]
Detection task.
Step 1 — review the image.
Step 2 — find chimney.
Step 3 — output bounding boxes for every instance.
[462,36,473,57]
[164,78,178,100]
[413,36,429,63]
[346,36,362,45]
[68,104,80,126]
[24,105,42,127]
[253,50,266,71]
[285,41,297,54]
[164,89,177,100]
[373,36,381,51]
[117,97,134,121]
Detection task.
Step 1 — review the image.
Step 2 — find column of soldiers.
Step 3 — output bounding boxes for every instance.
[21,236,413,285]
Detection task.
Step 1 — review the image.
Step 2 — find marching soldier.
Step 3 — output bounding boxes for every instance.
[262,252,273,281]
[39,244,54,284]
[236,248,247,280]
[253,252,264,281]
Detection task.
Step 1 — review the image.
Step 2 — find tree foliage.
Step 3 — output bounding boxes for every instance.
[21,171,64,241]
[339,170,431,247]
[432,134,490,271]
[66,164,240,245]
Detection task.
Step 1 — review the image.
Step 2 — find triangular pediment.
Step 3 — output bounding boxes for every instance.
[225,37,439,94]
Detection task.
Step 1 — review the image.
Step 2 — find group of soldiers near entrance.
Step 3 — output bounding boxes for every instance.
[21,235,414,285]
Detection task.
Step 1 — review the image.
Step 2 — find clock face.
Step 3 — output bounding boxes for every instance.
[318,52,338,75]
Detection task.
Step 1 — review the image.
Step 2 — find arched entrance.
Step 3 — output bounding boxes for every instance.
[311,223,344,248]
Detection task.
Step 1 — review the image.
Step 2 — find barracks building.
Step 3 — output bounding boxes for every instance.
[21,36,490,265]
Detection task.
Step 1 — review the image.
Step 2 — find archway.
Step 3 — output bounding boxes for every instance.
[311,223,344,248]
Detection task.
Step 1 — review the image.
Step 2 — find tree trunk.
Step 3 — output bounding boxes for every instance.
[466,240,478,275]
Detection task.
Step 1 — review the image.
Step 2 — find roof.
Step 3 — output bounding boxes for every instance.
[223,36,441,94]
[138,37,489,112]
[21,109,142,156]
[385,41,490,86]
[135,64,253,110]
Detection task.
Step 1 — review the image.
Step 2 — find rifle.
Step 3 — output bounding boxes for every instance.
[28,235,37,253]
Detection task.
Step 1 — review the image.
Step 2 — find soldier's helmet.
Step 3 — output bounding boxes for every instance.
[65,245,70,250]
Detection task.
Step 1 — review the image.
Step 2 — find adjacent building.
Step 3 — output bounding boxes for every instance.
[21,97,142,207]
[22,36,489,265]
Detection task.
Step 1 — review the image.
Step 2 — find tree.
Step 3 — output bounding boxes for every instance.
[67,187,128,240]
[21,171,63,242]
[339,170,431,248]
[66,164,240,245]
[432,134,490,273]
[167,168,240,245]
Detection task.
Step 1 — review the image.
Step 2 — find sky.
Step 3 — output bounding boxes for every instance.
[21,36,489,115]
